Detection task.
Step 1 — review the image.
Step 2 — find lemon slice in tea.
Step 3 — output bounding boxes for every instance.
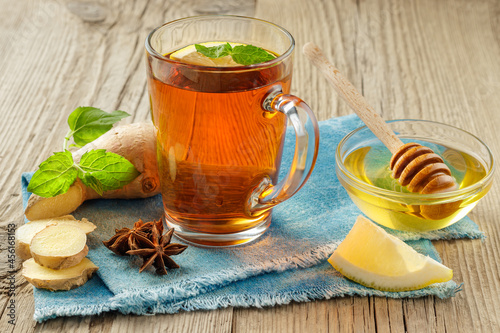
[328,216,453,291]
[170,42,243,67]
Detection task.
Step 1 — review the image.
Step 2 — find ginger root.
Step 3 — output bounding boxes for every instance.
[25,122,159,221]
[30,224,89,270]
[15,215,96,260]
[22,258,98,291]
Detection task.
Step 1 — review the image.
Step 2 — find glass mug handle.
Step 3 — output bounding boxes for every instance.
[248,90,320,216]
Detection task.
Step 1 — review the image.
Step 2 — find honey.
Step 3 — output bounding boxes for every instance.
[339,141,490,231]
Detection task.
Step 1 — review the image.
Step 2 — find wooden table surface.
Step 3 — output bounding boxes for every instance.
[1,0,499,332]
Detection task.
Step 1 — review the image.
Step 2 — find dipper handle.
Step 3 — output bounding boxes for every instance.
[303,42,403,154]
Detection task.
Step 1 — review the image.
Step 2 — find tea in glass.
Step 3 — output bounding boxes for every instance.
[146,16,319,246]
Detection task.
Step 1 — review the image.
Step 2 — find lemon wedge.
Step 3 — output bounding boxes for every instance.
[328,216,453,291]
[170,42,243,67]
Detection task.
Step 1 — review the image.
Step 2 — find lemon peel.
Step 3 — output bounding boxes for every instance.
[328,215,453,292]
[170,42,243,67]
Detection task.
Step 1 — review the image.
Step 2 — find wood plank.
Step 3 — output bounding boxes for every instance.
[233,301,331,333]
[107,309,233,333]
[0,0,499,332]
[35,309,233,333]
[0,277,36,333]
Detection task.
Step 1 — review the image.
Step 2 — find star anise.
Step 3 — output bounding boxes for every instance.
[103,219,161,255]
[126,223,188,275]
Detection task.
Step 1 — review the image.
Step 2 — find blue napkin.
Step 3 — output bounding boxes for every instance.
[21,114,483,322]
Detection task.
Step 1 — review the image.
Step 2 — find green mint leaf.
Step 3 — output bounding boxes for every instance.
[195,43,232,58]
[194,43,275,65]
[78,149,140,192]
[27,151,77,198]
[67,107,130,147]
[79,173,104,196]
[230,45,275,65]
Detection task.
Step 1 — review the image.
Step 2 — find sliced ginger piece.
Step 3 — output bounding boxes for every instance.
[25,181,85,221]
[30,224,88,270]
[22,257,98,291]
[16,215,96,260]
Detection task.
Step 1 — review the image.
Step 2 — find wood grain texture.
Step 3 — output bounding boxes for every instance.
[1,0,499,332]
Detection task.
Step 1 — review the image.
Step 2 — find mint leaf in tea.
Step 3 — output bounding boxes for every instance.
[195,43,232,59]
[230,44,276,66]
[169,42,276,66]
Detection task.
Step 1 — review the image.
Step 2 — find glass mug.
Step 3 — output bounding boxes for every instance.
[146,16,319,246]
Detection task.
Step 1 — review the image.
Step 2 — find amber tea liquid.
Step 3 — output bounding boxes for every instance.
[148,46,291,242]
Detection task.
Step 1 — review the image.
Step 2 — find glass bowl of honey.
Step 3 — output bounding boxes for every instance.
[335,119,495,232]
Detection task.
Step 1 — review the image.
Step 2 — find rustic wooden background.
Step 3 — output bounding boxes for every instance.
[1,0,499,332]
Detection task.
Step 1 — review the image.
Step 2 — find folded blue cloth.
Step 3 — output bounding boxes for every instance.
[21,114,483,322]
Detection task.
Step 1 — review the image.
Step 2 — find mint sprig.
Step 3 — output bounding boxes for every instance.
[28,107,139,198]
[194,43,275,66]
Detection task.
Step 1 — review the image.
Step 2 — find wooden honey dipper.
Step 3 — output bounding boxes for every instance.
[303,42,460,220]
